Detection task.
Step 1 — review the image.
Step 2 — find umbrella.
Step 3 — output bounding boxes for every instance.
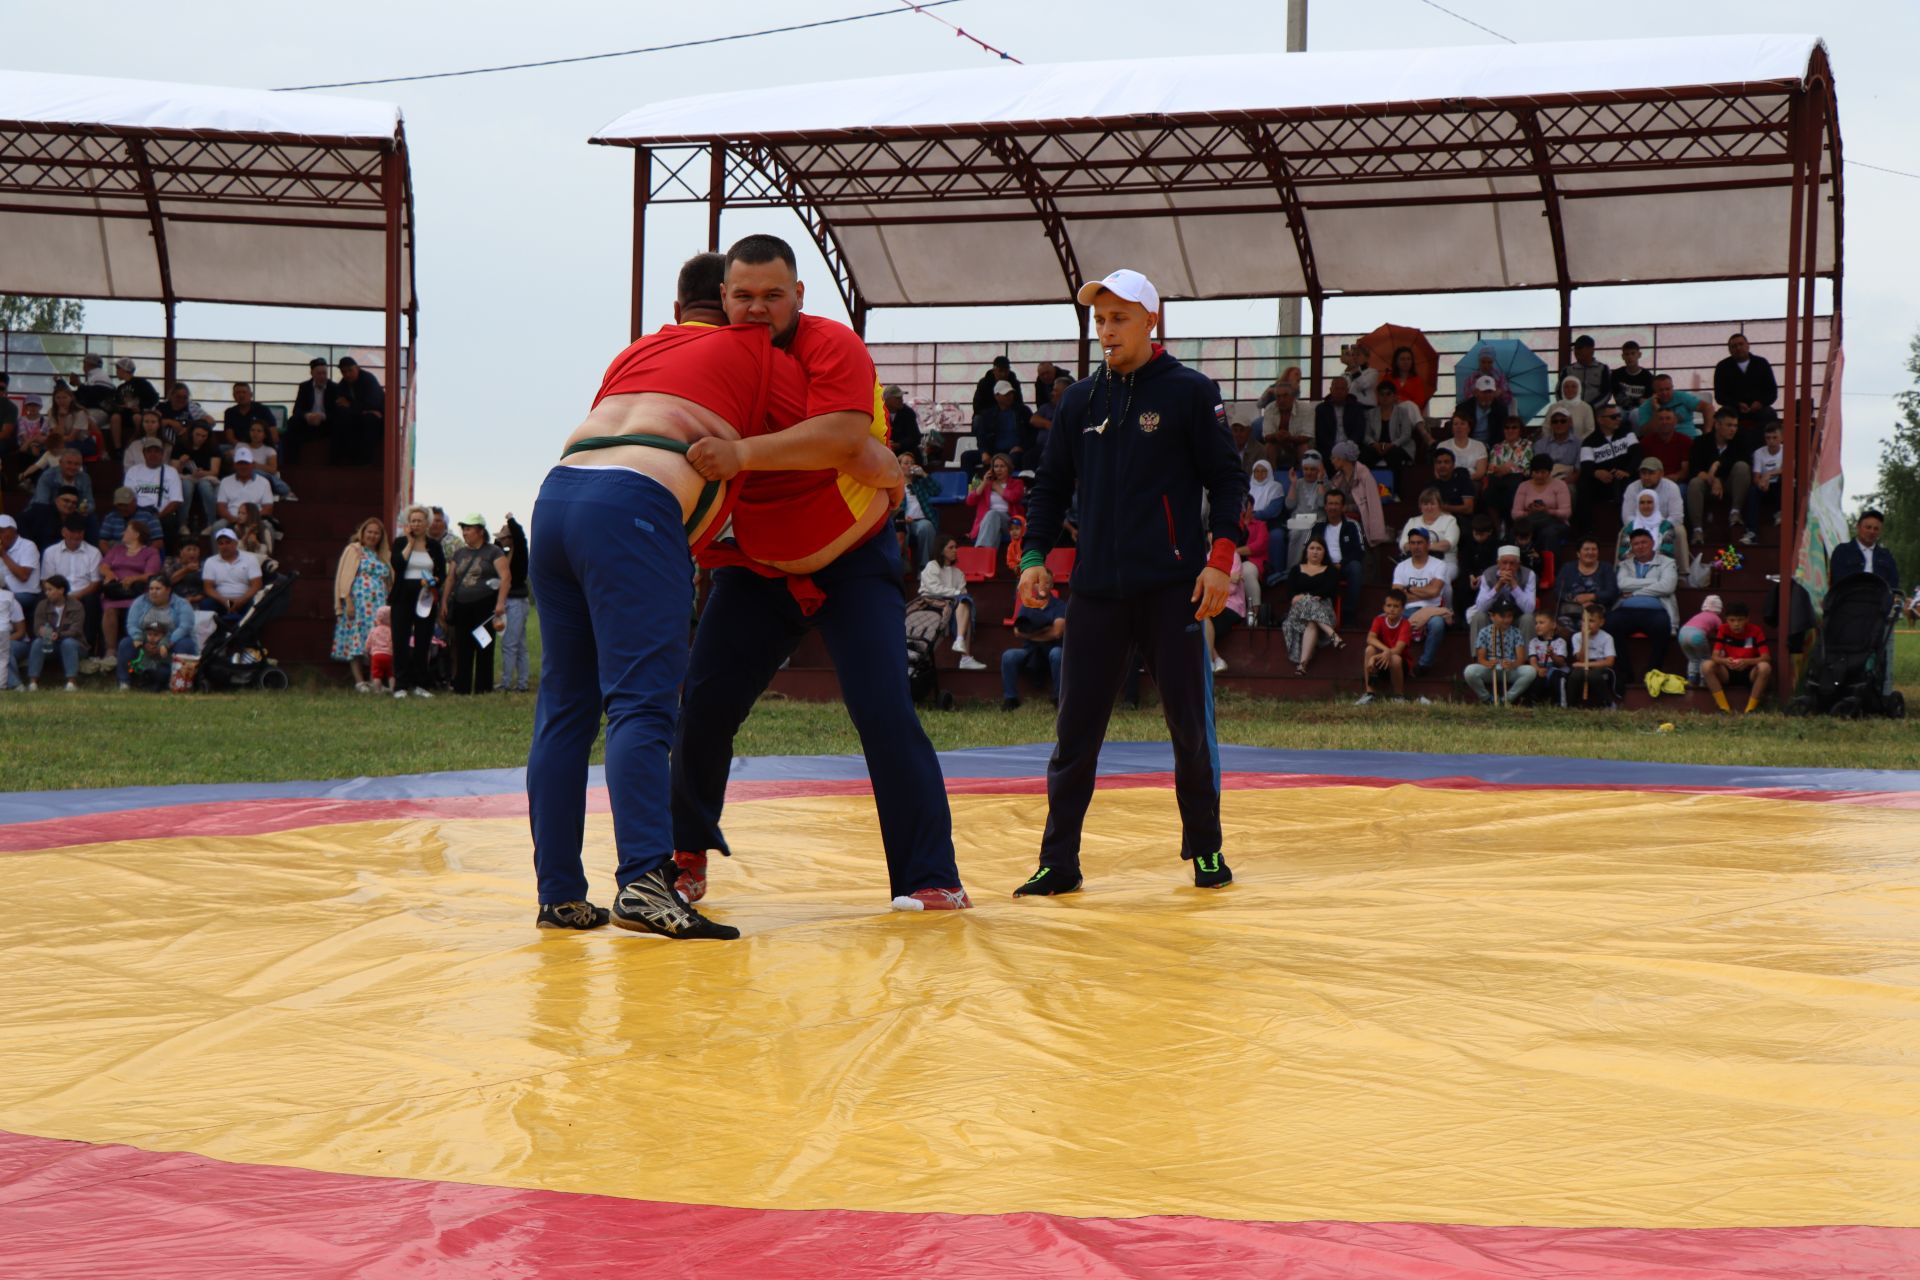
[1357,324,1439,410]
[1453,338,1552,426]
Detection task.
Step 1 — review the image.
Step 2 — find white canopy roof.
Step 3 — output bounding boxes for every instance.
[0,70,413,312]
[596,35,1840,310]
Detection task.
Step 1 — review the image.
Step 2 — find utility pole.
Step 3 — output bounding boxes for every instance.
[1276,0,1307,358]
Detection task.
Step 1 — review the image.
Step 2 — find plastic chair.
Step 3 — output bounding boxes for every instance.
[1538,549,1556,592]
[1044,547,1077,584]
[929,470,971,505]
[955,546,998,583]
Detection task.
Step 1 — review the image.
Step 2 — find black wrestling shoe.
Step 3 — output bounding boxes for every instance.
[612,867,740,940]
[536,900,611,930]
[1013,864,1082,897]
[1190,851,1234,889]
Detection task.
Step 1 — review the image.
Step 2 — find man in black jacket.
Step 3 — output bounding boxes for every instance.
[1014,268,1247,896]
[1310,487,1367,618]
[286,358,341,465]
[333,356,385,466]
[1712,333,1778,431]
[1314,376,1368,459]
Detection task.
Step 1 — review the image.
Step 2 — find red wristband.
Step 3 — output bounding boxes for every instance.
[1206,537,1236,575]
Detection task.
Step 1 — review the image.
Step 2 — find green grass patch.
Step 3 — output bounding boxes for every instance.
[6,627,1915,793]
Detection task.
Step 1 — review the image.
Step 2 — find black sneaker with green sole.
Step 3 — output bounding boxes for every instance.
[536,901,611,930]
[1190,851,1234,889]
[1012,864,1083,897]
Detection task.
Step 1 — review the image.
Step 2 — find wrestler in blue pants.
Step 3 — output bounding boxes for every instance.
[527,467,690,904]
[671,530,959,898]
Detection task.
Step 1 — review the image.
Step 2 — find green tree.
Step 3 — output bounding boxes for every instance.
[0,295,85,332]
[1861,328,1920,583]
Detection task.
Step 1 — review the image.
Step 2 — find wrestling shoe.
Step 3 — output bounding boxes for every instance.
[536,900,610,930]
[672,850,709,903]
[612,867,739,940]
[1190,851,1234,889]
[1013,864,1082,897]
[890,887,974,911]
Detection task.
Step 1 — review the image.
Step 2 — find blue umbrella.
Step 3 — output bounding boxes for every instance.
[1453,338,1552,426]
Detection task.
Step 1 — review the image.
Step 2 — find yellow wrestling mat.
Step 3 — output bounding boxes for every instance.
[4,782,1918,1233]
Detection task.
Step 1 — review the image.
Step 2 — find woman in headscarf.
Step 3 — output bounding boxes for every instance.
[1281,451,1328,573]
[1616,488,1678,564]
[1545,374,1596,442]
[1247,458,1285,522]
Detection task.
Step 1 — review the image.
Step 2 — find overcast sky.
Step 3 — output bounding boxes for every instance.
[24,0,1918,526]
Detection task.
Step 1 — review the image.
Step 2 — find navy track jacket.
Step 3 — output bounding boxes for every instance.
[1023,350,1248,598]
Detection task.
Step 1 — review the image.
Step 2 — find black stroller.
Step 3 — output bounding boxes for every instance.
[905,595,956,711]
[1787,572,1905,719]
[195,571,298,692]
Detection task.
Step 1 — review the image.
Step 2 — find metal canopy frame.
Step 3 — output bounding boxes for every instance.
[598,47,1841,687]
[0,113,421,518]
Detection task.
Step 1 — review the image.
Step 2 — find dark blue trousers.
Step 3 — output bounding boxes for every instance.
[526,467,691,904]
[671,531,959,898]
[1040,580,1223,868]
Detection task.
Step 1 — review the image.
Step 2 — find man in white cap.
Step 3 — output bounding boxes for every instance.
[971,376,1032,470]
[213,445,275,531]
[1466,544,1538,641]
[123,437,184,551]
[202,528,264,624]
[1013,268,1247,896]
[1453,374,1508,445]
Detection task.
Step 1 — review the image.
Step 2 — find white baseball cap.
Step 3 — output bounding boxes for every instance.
[214,528,239,541]
[1075,268,1161,315]
[232,446,255,463]
[993,380,1014,395]
[1474,375,1498,392]
[0,515,16,530]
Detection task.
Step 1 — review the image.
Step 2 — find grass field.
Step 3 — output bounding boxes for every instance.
[6,626,1917,793]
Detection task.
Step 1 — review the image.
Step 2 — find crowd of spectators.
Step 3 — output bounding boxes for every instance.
[1,353,392,692]
[879,335,1904,711]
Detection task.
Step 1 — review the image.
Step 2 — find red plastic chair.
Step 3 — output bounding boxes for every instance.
[1539,549,1556,592]
[1045,547,1077,584]
[955,546,998,583]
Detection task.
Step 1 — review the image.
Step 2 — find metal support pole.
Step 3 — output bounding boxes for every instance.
[631,147,650,341]
[1308,294,1325,399]
[851,301,868,340]
[1777,96,1808,693]
[382,146,405,521]
[1557,288,1573,374]
[162,302,177,390]
[1075,303,1091,378]
[707,142,726,252]
[1276,0,1307,344]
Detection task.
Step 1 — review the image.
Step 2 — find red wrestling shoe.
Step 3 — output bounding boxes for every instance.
[890,887,974,912]
[672,850,709,903]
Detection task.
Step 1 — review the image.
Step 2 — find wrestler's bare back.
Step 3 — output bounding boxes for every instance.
[558,392,737,547]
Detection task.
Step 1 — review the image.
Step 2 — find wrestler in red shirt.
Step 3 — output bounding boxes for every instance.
[671,234,969,914]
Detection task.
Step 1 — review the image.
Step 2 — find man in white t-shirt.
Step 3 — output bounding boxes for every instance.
[1742,421,1785,545]
[213,446,275,531]
[124,438,185,548]
[1391,528,1456,676]
[1,514,40,619]
[202,529,264,622]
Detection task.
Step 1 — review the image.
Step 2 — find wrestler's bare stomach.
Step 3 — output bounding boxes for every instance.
[558,392,737,547]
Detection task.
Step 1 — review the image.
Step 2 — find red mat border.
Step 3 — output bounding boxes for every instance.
[4,770,1916,854]
[0,1131,1913,1279]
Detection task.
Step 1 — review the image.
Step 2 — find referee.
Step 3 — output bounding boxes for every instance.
[1014,269,1248,895]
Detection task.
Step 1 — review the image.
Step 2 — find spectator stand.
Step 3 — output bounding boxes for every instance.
[0,70,420,674]
[596,35,1840,705]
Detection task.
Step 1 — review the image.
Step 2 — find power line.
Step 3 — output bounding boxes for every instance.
[897,0,1022,63]
[1412,0,1515,43]
[273,1,968,91]
[1846,160,1920,182]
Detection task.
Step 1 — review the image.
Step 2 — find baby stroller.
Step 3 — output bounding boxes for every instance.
[196,571,298,692]
[905,595,956,711]
[1787,572,1904,719]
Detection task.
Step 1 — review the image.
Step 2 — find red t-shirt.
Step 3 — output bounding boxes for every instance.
[1370,614,1412,652]
[1713,621,1769,662]
[725,313,890,565]
[1641,430,1691,479]
[591,322,774,429]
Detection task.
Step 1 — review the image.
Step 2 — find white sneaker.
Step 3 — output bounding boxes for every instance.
[279,491,299,503]
[63,681,77,692]
[393,688,409,699]
[1211,655,1228,674]
[27,682,38,692]
[956,655,986,671]
[354,681,371,694]
[1353,692,1374,706]
[1739,529,1757,546]
[413,688,434,698]
[1416,695,1432,705]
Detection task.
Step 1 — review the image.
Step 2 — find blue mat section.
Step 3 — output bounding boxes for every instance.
[6,746,1918,827]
